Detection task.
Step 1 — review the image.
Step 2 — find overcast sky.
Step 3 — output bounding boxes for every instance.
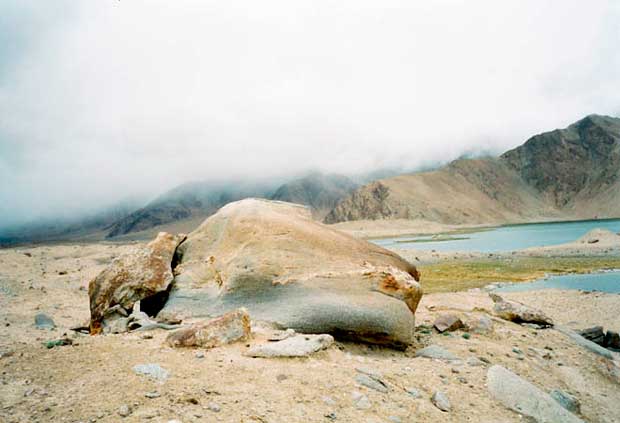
[1,0,619,227]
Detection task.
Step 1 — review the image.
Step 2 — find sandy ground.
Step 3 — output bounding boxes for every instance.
[1,242,620,423]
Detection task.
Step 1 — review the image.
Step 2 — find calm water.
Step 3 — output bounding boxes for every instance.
[373,218,620,253]
[495,271,620,293]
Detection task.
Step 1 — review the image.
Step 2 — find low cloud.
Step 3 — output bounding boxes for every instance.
[1,0,619,227]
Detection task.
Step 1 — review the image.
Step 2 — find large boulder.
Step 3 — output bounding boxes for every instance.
[159,199,422,347]
[89,232,185,334]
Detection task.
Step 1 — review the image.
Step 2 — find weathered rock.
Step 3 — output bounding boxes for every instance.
[578,326,605,346]
[160,199,422,348]
[487,365,583,422]
[431,391,451,412]
[245,334,333,358]
[34,313,55,330]
[604,330,620,350]
[555,326,614,359]
[466,315,493,334]
[166,308,250,349]
[596,357,620,384]
[489,294,553,326]
[355,373,389,393]
[89,232,185,334]
[550,389,581,414]
[415,345,458,361]
[133,363,170,382]
[433,314,464,333]
[118,404,132,418]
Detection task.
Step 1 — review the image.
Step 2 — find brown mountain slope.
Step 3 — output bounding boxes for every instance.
[325,115,620,225]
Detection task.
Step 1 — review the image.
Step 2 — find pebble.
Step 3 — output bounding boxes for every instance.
[207,402,221,412]
[145,392,160,399]
[431,391,451,412]
[34,313,56,330]
[406,388,420,398]
[195,351,205,358]
[118,404,132,417]
[550,389,581,414]
[355,374,388,393]
[133,363,170,382]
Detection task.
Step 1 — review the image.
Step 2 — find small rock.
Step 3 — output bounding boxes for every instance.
[355,374,388,393]
[578,326,605,346]
[512,347,523,355]
[604,330,620,350]
[415,345,458,361]
[133,363,170,382]
[467,315,493,334]
[35,313,55,330]
[145,392,160,399]
[433,314,464,333]
[245,334,333,358]
[195,351,205,359]
[166,308,251,349]
[467,357,485,367]
[207,402,221,412]
[351,391,371,410]
[550,389,581,414]
[267,328,296,341]
[489,294,553,326]
[431,391,451,412]
[388,416,402,423]
[325,412,337,420]
[118,404,132,418]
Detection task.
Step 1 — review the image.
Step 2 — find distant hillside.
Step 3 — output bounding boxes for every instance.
[105,173,358,238]
[326,115,620,225]
[270,173,358,219]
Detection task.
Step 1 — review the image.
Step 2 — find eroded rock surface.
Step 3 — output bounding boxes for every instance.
[487,365,583,422]
[490,293,553,326]
[245,334,334,358]
[160,199,422,347]
[166,308,250,348]
[88,232,185,334]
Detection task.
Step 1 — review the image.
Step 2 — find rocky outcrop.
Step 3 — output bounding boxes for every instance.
[270,173,358,220]
[159,199,422,348]
[88,232,185,334]
[326,115,620,225]
[490,294,553,326]
[166,308,251,348]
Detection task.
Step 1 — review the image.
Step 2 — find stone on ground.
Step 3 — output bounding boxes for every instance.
[166,308,250,348]
[34,313,55,330]
[88,232,185,334]
[431,391,451,412]
[487,365,583,422]
[489,293,553,326]
[550,389,581,414]
[245,334,333,358]
[433,313,464,332]
[415,345,458,361]
[160,199,422,347]
[133,363,170,382]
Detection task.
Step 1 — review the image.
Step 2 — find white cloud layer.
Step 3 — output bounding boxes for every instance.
[1,0,619,226]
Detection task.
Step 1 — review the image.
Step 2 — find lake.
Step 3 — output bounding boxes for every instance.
[373,218,620,253]
[495,270,620,293]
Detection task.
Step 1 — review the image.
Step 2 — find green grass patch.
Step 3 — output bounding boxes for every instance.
[419,256,620,293]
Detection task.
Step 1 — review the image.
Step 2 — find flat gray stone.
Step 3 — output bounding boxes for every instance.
[355,374,388,393]
[431,391,451,412]
[245,334,334,358]
[550,389,580,414]
[487,365,583,423]
[415,345,458,361]
[133,363,170,382]
[556,326,613,359]
[34,313,55,330]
